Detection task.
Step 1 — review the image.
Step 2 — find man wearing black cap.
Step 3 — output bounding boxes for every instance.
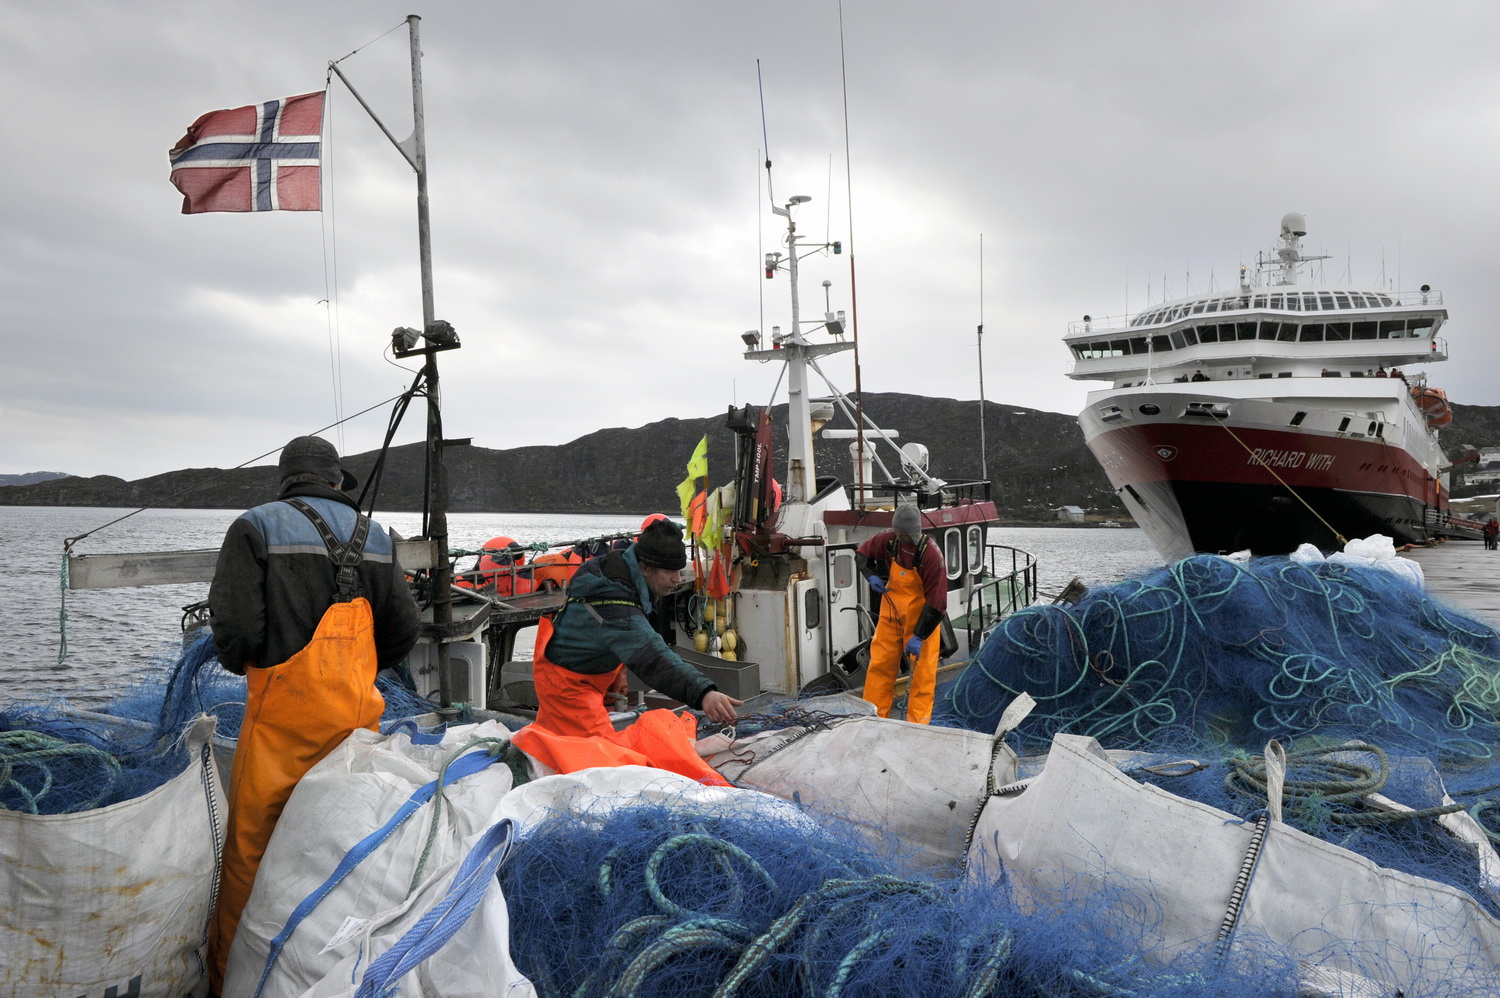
[205,435,419,988]
[532,517,741,738]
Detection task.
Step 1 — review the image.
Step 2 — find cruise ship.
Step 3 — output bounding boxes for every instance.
[1065,213,1470,561]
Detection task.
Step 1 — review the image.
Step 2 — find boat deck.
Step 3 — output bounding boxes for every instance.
[1403,539,1500,625]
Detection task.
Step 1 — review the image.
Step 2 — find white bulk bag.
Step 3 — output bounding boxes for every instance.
[710,715,1016,870]
[0,715,224,998]
[967,733,1500,995]
[224,720,527,998]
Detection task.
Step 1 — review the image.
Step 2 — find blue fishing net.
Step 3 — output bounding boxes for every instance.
[932,553,1500,917]
[1,628,446,814]
[500,797,1312,998]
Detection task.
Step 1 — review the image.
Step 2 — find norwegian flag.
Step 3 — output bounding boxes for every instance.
[168,92,324,213]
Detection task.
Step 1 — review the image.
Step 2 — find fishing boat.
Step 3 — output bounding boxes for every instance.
[1064,212,1482,561]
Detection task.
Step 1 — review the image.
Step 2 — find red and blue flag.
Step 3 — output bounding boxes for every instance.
[168,92,324,213]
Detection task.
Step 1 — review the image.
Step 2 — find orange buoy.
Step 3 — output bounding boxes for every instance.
[477,536,535,596]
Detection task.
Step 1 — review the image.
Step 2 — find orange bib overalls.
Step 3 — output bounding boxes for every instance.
[864,560,940,725]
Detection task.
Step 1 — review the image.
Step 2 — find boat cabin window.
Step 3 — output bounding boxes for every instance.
[1182,327,1199,345]
[1170,330,1187,349]
[1298,324,1324,342]
[1409,321,1434,339]
[1325,322,1351,342]
[1278,372,1293,377]
[1191,301,1206,315]
[944,529,963,580]
[1127,336,1147,354]
[1236,322,1257,341]
[1338,417,1351,432]
[1258,322,1279,340]
[1269,295,1285,309]
[1204,300,1220,313]
[1333,293,1351,309]
[1289,412,1307,426]
[1379,319,1406,339]
[1197,325,1219,343]
[1286,294,1304,311]
[1276,322,1298,342]
[1152,334,1171,352]
[831,551,856,590]
[1252,295,1266,308]
[1352,321,1377,339]
[1319,294,1335,310]
[966,526,984,576]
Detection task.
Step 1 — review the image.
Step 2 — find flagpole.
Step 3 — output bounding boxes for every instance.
[406,14,457,712]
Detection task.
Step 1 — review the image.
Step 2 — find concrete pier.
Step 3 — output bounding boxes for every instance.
[1403,539,1500,625]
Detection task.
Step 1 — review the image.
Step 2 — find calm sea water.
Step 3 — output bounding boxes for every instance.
[0,506,1159,705]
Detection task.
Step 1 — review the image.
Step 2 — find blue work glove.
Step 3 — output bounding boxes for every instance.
[905,636,922,657]
[867,575,887,594]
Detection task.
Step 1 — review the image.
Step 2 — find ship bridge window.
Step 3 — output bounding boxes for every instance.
[1334,293,1352,309]
[1352,321,1377,339]
[1182,327,1199,345]
[1170,330,1187,349]
[1127,336,1147,354]
[1378,319,1406,338]
[1236,322,1258,341]
[1319,294,1335,310]
[1252,295,1267,308]
[1286,294,1304,310]
[1191,301,1207,315]
[1204,300,1221,313]
[1197,325,1219,343]
[1109,339,1128,356]
[944,529,963,580]
[1298,324,1325,342]
[1259,322,1279,340]
[1409,321,1434,338]
[1276,322,1298,342]
[1325,322,1351,341]
[1270,294,1285,309]
[1152,334,1171,352]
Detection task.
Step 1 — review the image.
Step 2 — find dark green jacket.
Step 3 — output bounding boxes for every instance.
[543,545,716,709]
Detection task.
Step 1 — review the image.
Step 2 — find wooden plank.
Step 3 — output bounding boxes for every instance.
[68,538,439,590]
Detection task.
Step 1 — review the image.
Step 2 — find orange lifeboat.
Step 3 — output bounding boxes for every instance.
[476,536,535,596]
[1412,386,1453,428]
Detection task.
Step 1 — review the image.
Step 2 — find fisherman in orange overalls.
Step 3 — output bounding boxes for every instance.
[856,504,947,724]
[204,436,420,990]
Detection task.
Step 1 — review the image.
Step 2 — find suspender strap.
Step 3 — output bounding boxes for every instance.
[283,497,371,602]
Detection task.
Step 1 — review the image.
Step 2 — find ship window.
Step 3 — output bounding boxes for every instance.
[1325,322,1351,341]
[1409,321,1434,339]
[1237,322,1257,341]
[1352,321,1377,340]
[1109,340,1128,357]
[1170,330,1187,349]
[1380,295,1395,306]
[944,529,963,580]
[1290,411,1307,426]
[1368,421,1378,435]
[1258,321,1278,340]
[1127,336,1147,354]
[1152,334,1171,352]
[1278,372,1293,377]
[966,526,984,576]
[1198,325,1219,343]
[1139,403,1160,415]
[1182,327,1198,345]
[1276,322,1298,342]
[1204,300,1220,313]
[1353,294,1372,308]
[1270,295,1285,309]
[1252,295,1266,308]
[1191,302,1206,315]
[1298,324,1324,342]
[1378,319,1406,338]
[1375,423,1384,438]
[1319,294,1335,310]
[1286,294,1304,311]
[803,587,821,629]
[1334,293,1351,309]
[1338,417,1351,432]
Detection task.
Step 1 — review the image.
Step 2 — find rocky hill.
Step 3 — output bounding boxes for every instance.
[0,394,1118,519]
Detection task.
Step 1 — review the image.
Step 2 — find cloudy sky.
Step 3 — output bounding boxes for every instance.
[3,1,1498,480]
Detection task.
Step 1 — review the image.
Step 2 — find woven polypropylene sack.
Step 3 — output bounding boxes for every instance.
[0,715,225,998]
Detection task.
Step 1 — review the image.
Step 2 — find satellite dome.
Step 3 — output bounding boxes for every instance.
[1280,212,1307,237]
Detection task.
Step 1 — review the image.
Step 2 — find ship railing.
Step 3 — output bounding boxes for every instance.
[1067,288,1447,336]
[954,543,1038,653]
[850,479,993,509]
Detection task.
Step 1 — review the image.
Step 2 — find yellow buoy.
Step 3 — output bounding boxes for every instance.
[693,632,709,654]
[720,649,738,661]
[721,629,738,653]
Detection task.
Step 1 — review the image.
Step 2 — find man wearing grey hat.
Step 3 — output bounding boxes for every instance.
[206,435,420,987]
[855,504,947,724]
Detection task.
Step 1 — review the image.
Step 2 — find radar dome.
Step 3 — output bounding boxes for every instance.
[1280,212,1307,237]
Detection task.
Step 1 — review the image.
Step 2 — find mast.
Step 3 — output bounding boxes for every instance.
[331,14,458,707]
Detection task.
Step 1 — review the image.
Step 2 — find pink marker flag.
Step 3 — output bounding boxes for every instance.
[168,92,324,213]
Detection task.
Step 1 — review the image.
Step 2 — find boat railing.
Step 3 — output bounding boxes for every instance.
[850,479,993,509]
[956,543,1038,652]
[1067,288,1446,336]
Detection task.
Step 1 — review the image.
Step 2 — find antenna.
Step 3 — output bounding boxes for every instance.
[977,233,987,481]
[756,60,776,209]
[837,0,867,506]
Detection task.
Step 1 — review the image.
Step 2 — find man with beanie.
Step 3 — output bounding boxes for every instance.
[532,517,742,737]
[206,435,420,989]
[855,504,947,724]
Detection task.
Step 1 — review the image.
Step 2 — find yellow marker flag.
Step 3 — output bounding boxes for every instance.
[677,435,709,521]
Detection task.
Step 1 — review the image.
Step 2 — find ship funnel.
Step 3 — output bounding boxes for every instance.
[1280,212,1307,237]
